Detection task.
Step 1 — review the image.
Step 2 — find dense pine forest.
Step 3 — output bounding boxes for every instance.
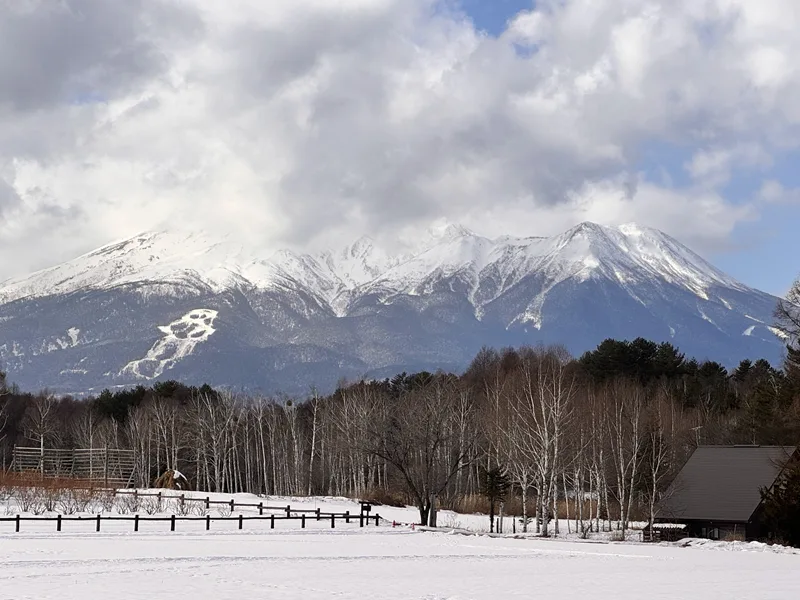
[2,333,799,534]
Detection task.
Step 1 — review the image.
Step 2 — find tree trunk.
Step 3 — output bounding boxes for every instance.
[307,399,318,496]
[521,479,528,533]
[540,476,549,537]
[428,495,438,527]
[418,500,431,526]
[498,501,504,534]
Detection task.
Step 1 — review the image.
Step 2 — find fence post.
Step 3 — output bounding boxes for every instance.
[15,515,20,533]
[285,505,290,517]
[96,514,101,532]
[57,515,62,532]
[375,515,379,526]
[180,494,185,507]
[230,499,235,513]
[301,514,306,529]
[135,514,139,532]
[316,508,320,521]
[345,511,350,524]
[239,515,243,530]
[259,502,263,516]
[331,514,335,529]
[171,515,176,532]
[206,514,211,530]
[103,443,109,488]
[359,514,364,528]
[270,514,275,529]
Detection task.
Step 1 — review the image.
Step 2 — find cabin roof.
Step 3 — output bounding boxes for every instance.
[659,445,797,523]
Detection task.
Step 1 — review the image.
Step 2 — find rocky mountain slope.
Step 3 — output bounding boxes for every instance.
[0,222,786,395]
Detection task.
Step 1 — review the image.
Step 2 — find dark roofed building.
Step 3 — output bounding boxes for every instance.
[658,445,798,541]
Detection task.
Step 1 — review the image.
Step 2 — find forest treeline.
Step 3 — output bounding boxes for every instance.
[2,335,799,532]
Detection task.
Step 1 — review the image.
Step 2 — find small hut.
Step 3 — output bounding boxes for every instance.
[641,522,687,542]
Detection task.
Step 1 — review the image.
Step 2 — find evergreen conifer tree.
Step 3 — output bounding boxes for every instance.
[482,467,510,533]
[760,462,800,547]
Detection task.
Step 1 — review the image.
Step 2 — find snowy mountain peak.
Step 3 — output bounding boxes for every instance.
[0,220,755,314]
[527,222,742,293]
[424,222,475,243]
[564,221,607,237]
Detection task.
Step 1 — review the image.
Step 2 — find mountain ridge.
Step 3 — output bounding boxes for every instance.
[0,221,756,306]
[0,221,786,395]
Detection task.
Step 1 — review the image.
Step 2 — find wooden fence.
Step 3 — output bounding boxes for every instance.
[0,511,382,533]
[115,488,289,513]
[11,446,135,488]
[0,487,384,534]
[113,489,377,518]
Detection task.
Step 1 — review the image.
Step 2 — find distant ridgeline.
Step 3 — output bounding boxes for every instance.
[0,222,787,396]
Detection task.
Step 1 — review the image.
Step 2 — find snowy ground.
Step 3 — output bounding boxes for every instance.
[0,489,642,540]
[3,528,800,599]
[2,492,799,599]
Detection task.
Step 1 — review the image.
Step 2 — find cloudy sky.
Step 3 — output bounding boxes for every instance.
[1,0,799,294]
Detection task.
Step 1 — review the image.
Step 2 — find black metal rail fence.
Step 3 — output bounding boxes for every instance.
[0,491,383,533]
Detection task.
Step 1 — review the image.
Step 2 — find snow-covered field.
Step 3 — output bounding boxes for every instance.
[2,492,799,599]
[0,488,619,535]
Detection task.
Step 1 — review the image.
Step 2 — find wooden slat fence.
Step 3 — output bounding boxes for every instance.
[11,446,135,488]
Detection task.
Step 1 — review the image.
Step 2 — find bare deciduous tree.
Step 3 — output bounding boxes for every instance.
[369,376,475,525]
[0,400,8,452]
[22,394,60,476]
[603,380,645,538]
[643,386,674,530]
[509,347,576,537]
[776,277,800,345]
[0,369,8,450]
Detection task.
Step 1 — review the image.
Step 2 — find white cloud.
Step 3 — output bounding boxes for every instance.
[685,144,771,188]
[450,175,754,254]
[758,179,800,204]
[2,0,800,279]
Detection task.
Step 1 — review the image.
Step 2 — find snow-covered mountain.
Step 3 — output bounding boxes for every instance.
[0,222,786,394]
